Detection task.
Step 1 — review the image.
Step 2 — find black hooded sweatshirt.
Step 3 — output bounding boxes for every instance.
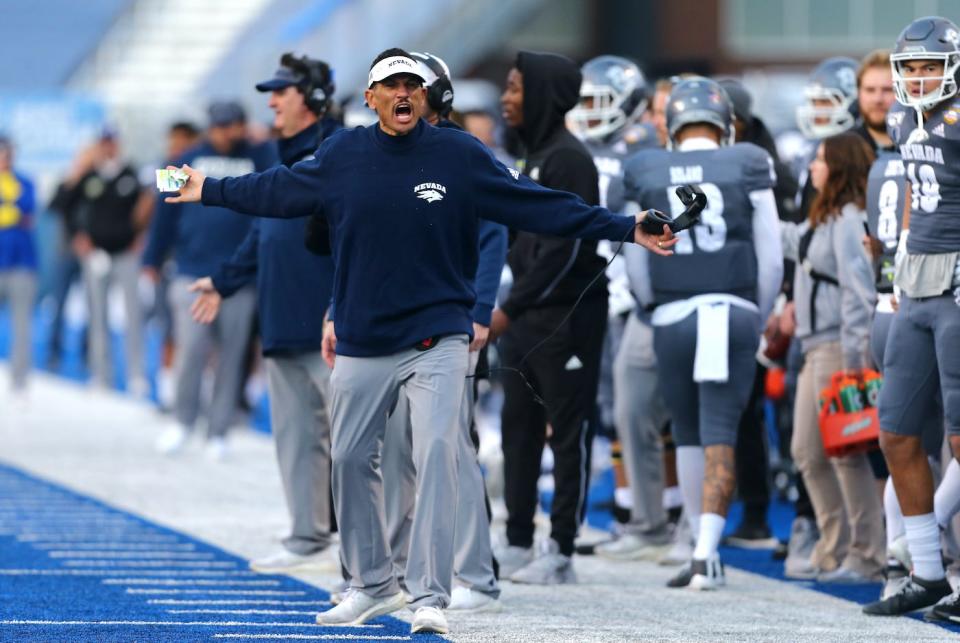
[500,51,606,320]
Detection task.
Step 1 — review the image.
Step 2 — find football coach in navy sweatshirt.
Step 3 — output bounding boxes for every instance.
[165,48,676,635]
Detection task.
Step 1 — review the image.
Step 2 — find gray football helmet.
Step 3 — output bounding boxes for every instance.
[796,57,858,139]
[665,76,734,147]
[569,55,648,141]
[891,16,960,112]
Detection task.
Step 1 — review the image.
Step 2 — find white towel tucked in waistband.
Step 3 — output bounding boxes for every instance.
[694,302,729,383]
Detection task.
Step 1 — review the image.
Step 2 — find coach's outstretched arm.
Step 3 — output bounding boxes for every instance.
[467,144,675,255]
[164,154,327,219]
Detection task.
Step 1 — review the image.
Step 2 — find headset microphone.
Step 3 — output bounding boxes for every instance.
[639,184,707,235]
[472,184,709,406]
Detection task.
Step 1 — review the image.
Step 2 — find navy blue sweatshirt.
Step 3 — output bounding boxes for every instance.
[210,123,335,355]
[143,140,277,277]
[436,118,508,326]
[201,119,636,357]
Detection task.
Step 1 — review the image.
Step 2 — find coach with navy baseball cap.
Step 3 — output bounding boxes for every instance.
[189,52,339,576]
[165,46,675,636]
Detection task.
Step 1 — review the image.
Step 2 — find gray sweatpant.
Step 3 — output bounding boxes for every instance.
[383,350,499,598]
[82,248,143,388]
[169,277,256,437]
[0,269,36,390]
[613,314,670,534]
[265,351,332,555]
[329,335,468,609]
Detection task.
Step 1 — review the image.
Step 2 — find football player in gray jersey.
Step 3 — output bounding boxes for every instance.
[794,57,860,218]
[864,16,960,618]
[569,56,673,558]
[864,127,951,602]
[622,78,783,589]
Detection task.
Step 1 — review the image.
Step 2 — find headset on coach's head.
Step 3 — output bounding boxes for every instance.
[280,53,335,115]
[410,52,455,117]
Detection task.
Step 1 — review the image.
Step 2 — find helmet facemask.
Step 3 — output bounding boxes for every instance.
[571,82,644,142]
[796,84,856,139]
[891,52,960,112]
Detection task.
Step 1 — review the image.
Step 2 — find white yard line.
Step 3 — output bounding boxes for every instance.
[212,636,410,641]
[0,568,255,577]
[128,589,305,596]
[63,560,238,568]
[148,600,331,606]
[103,579,280,586]
[0,620,377,629]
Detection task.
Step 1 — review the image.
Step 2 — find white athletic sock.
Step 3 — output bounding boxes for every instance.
[662,486,683,510]
[935,459,960,528]
[883,477,905,552]
[614,486,634,510]
[693,512,726,560]
[903,513,945,581]
[676,446,705,539]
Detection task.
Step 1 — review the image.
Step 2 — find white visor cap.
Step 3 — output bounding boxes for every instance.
[368,56,427,88]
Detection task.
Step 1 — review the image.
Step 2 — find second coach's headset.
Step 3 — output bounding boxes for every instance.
[409,51,454,117]
[280,52,335,115]
[473,185,707,406]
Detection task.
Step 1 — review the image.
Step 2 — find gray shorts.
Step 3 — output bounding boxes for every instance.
[879,293,960,437]
[652,305,760,448]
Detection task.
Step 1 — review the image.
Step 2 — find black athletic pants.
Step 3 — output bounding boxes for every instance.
[499,299,607,557]
[735,362,771,526]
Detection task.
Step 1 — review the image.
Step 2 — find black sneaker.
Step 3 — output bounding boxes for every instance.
[926,589,960,624]
[862,575,952,616]
[724,522,779,549]
[667,560,695,588]
[667,556,725,590]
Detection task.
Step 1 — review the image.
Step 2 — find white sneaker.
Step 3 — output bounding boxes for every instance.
[204,437,228,461]
[493,544,533,578]
[783,516,819,579]
[250,547,338,574]
[596,530,671,561]
[667,554,726,590]
[329,581,351,606]
[447,586,502,613]
[155,424,188,455]
[689,555,726,590]
[411,606,448,634]
[509,539,576,585]
[315,590,405,626]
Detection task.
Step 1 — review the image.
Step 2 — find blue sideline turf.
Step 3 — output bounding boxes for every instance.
[0,463,440,642]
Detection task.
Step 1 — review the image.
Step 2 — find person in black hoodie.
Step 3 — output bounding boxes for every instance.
[492,50,609,584]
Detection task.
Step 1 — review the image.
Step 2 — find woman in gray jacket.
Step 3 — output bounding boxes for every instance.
[781,132,884,583]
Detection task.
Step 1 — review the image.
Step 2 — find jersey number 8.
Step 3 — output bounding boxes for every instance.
[876,179,900,246]
[666,183,726,254]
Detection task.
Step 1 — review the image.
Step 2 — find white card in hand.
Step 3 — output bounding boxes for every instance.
[156,168,188,192]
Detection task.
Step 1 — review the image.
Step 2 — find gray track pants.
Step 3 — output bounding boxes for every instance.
[613,314,670,534]
[329,334,468,609]
[82,248,143,388]
[0,269,36,390]
[169,277,256,437]
[383,350,499,598]
[265,351,332,555]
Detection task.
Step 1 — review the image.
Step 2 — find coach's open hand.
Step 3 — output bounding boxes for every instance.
[635,211,677,255]
[163,165,205,203]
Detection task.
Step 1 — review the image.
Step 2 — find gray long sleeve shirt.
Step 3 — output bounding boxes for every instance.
[781,203,876,368]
